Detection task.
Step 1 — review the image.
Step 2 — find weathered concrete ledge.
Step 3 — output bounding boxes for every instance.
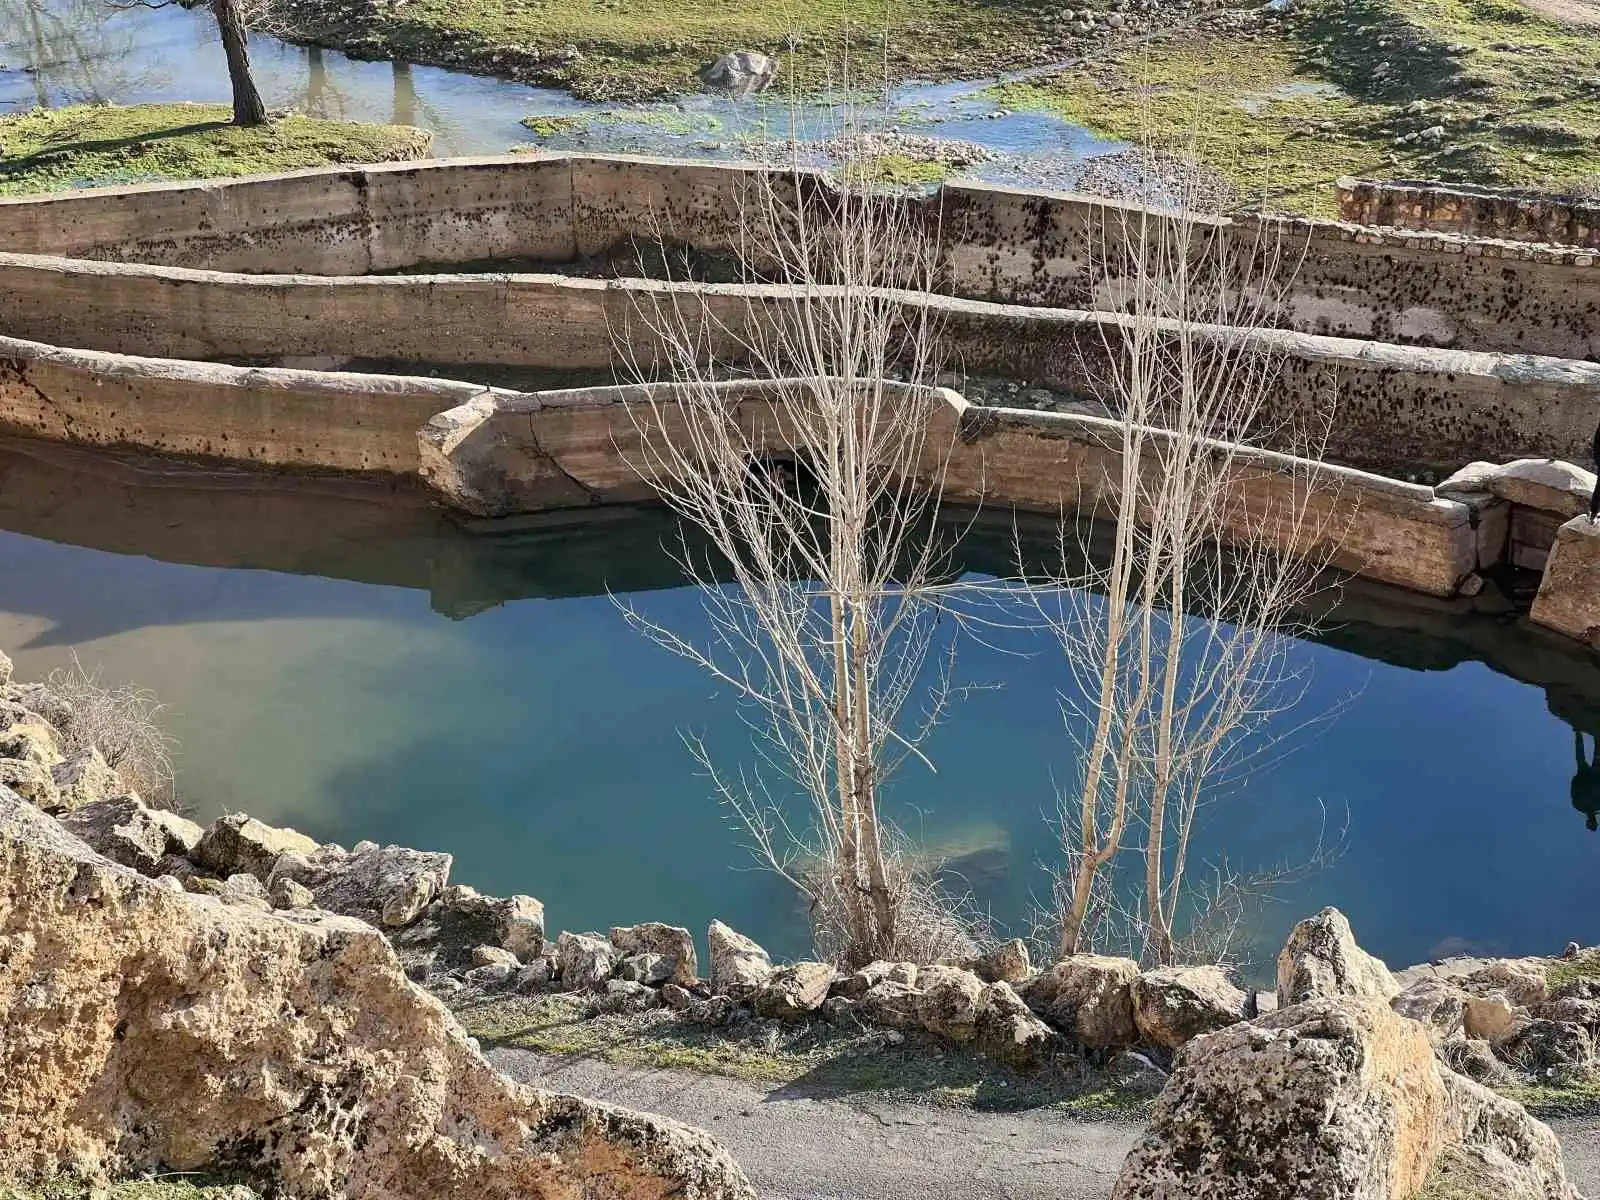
[1338,176,1600,251]
[5,262,1598,471]
[0,153,1594,360]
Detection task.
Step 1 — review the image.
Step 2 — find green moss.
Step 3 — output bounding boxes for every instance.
[283,0,1061,102]
[1495,1074,1600,1118]
[1547,949,1600,989]
[988,0,1600,217]
[521,114,592,137]
[0,104,432,197]
[848,153,950,186]
[455,993,1152,1115]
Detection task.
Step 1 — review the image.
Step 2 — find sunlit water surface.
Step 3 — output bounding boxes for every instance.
[0,443,1596,973]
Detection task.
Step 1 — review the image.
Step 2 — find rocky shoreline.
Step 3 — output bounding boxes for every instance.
[0,646,1594,1197]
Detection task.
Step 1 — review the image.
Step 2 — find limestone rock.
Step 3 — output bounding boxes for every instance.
[515,960,554,992]
[471,944,520,969]
[598,979,660,1013]
[611,921,697,986]
[0,701,60,751]
[619,953,673,986]
[1113,996,1449,1200]
[1392,977,1466,1040]
[193,813,320,882]
[269,842,451,929]
[855,980,922,1029]
[1277,907,1400,1008]
[466,961,517,990]
[1439,1038,1513,1086]
[707,920,772,995]
[557,931,617,990]
[58,795,169,874]
[915,964,987,1042]
[0,721,62,769]
[498,895,546,961]
[270,876,315,910]
[973,938,1031,984]
[1439,1068,1579,1199]
[661,982,695,1011]
[974,981,1058,1068]
[1462,960,1550,1009]
[1131,965,1250,1051]
[150,808,204,855]
[2,682,73,729]
[1465,994,1523,1042]
[1531,516,1600,645]
[0,759,58,810]
[752,962,835,1021]
[0,648,10,686]
[700,50,778,96]
[834,960,917,1000]
[1024,954,1140,1049]
[0,788,755,1198]
[49,747,124,811]
[1484,458,1596,518]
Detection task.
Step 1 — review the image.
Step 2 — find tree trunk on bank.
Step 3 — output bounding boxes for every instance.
[214,0,267,127]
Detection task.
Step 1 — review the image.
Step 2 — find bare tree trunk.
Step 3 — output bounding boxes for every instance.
[214,0,267,127]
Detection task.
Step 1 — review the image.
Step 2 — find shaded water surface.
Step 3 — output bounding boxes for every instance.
[0,439,1597,971]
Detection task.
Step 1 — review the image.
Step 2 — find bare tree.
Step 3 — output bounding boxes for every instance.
[109,0,267,125]
[611,130,988,967]
[1039,182,1348,966]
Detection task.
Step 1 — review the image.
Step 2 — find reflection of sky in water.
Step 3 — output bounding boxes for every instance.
[1,502,1596,975]
[0,0,1121,169]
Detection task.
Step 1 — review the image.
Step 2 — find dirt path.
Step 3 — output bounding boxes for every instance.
[1520,0,1600,25]
[490,1047,1598,1199]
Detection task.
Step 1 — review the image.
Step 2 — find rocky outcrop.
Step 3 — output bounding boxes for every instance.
[192,812,320,882]
[269,841,454,929]
[0,786,753,1199]
[1131,965,1250,1051]
[1277,907,1400,1007]
[1115,993,1580,1200]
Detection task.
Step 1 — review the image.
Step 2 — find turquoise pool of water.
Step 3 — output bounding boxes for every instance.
[0,441,1596,974]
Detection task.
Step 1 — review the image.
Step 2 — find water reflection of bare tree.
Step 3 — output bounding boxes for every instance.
[0,0,171,105]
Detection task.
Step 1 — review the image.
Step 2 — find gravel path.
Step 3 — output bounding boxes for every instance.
[491,1047,1600,1199]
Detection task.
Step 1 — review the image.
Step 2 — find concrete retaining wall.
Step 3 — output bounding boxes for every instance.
[5,256,1598,473]
[1337,178,1600,251]
[1,155,1596,359]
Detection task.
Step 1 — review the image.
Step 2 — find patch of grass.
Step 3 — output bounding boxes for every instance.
[989,0,1600,216]
[522,114,592,137]
[277,0,1062,102]
[1547,949,1600,989]
[1495,1074,1600,1118]
[0,104,433,197]
[456,992,1153,1116]
[848,152,950,186]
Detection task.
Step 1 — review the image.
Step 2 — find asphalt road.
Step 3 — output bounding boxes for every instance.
[490,1047,1599,1200]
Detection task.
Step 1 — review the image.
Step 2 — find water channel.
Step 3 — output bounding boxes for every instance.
[1,1,1596,975]
[0,441,1596,974]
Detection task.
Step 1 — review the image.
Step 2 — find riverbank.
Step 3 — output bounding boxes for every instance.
[0,104,432,196]
[991,0,1600,216]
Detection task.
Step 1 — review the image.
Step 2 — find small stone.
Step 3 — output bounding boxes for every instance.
[225,873,268,900]
[466,962,516,989]
[661,982,695,1011]
[472,944,520,969]
[1132,965,1250,1051]
[193,814,319,882]
[269,876,315,910]
[1563,942,1582,960]
[0,649,11,686]
[58,795,169,874]
[501,895,546,962]
[1464,994,1521,1042]
[619,952,673,986]
[0,759,60,810]
[514,959,555,992]
[599,979,660,1012]
[611,922,695,985]
[974,939,1031,984]
[835,961,918,1000]
[752,962,836,1021]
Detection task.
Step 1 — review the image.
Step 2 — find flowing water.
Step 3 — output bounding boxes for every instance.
[1,440,1596,974]
[0,0,1118,177]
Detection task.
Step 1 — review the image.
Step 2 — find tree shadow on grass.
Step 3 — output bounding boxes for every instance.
[0,119,230,184]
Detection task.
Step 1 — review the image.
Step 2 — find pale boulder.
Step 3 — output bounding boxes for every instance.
[700,50,778,95]
[269,842,452,930]
[0,648,10,686]
[752,962,836,1021]
[0,759,58,810]
[557,930,617,990]
[58,795,169,874]
[1277,907,1400,1007]
[707,920,772,995]
[1131,965,1249,1051]
[1464,994,1522,1043]
[1438,1069,1579,1199]
[0,786,754,1200]
[915,964,987,1042]
[1391,977,1466,1040]
[835,960,917,999]
[611,921,697,985]
[973,981,1057,1068]
[149,808,204,856]
[973,938,1032,984]
[193,813,320,882]
[1025,954,1140,1049]
[1113,996,1449,1200]
[1531,516,1600,645]
[0,721,62,769]
[49,747,124,811]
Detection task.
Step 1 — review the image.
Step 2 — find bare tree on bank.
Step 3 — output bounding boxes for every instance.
[110,0,267,125]
[1040,177,1348,967]
[612,117,989,968]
